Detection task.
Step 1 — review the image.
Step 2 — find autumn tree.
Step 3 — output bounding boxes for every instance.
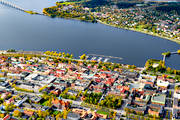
[13,110,22,117]
[166,67,172,74]
[80,54,86,60]
[178,50,180,54]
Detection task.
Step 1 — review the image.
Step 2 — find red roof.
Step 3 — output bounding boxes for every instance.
[121,89,125,93]
[3,115,10,120]
[95,79,101,83]
[24,110,34,116]
[22,69,32,72]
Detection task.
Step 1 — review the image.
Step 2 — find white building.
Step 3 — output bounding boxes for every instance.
[157,80,169,88]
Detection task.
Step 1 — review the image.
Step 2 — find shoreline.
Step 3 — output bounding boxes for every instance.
[1,50,180,70]
[97,20,180,45]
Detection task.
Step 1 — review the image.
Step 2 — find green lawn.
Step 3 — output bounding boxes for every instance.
[53,110,60,115]
[96,110,109,116]
[41,100,48,106]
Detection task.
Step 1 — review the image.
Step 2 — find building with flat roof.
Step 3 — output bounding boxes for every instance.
[151,94,166,106]
[67,112,80,120]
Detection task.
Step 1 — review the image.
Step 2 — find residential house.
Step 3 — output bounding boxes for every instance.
[52,98,70,110]
[24,110,34,117]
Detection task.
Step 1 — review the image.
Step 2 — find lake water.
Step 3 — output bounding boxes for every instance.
[0,0,180,69]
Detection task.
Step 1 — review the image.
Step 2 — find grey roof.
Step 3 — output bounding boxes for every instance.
[150,103,162,109]
[174,98,178,107]
[151,94,166,104]
[126,104,147,112]
[67,112,80,120]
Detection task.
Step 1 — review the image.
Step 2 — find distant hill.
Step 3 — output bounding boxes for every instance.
[144,0,180,1]
[156,3,180,15]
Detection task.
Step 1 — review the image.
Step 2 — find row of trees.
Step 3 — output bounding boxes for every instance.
[44,51,73,59]
[13,85,34,93]
[39,85,48,92]
[7,49,16,52]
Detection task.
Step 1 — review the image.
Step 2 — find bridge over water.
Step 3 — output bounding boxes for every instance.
[0,0,25,11]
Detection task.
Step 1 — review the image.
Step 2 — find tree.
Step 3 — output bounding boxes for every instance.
[56,113,62,120]
[152,26,156,33]
[169,91,172,97]
[66,53,70,58]
[7,49,16,52]
[124,107,130,113]
[145,61,150,69]
[63,110,68,119]
[13,110,21,117]
[62,52,65,57]
[178,50,180,54]
[4,103,15,111]
[80,54,86,60]
[0,114,4,118]
[162,51,171,57]
[58,52,62,57]
[166,67,172,74]
[70,54,73,59]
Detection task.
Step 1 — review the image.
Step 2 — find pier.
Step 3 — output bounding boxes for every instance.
[162,51,178,62]
[87,54,123,60]
[163,55,166,62]
[87,54,122,62]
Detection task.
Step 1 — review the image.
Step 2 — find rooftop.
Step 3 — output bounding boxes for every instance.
[151,94,166,105]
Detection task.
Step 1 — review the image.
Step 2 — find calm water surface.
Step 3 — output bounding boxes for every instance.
[0,0,180,69]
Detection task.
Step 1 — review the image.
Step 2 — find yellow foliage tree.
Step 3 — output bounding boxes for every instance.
[80,54,86,60]
[0,114,4,118]
[56,113,63,120]
[63,110,68,119]
[37,110,49,118]
[178,50,180,54]
[13,110,21,117]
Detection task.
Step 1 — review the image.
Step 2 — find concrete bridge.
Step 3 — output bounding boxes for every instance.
[0,0,25,12]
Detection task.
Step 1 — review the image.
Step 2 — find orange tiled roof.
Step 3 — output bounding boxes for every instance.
[24,110,34,116]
